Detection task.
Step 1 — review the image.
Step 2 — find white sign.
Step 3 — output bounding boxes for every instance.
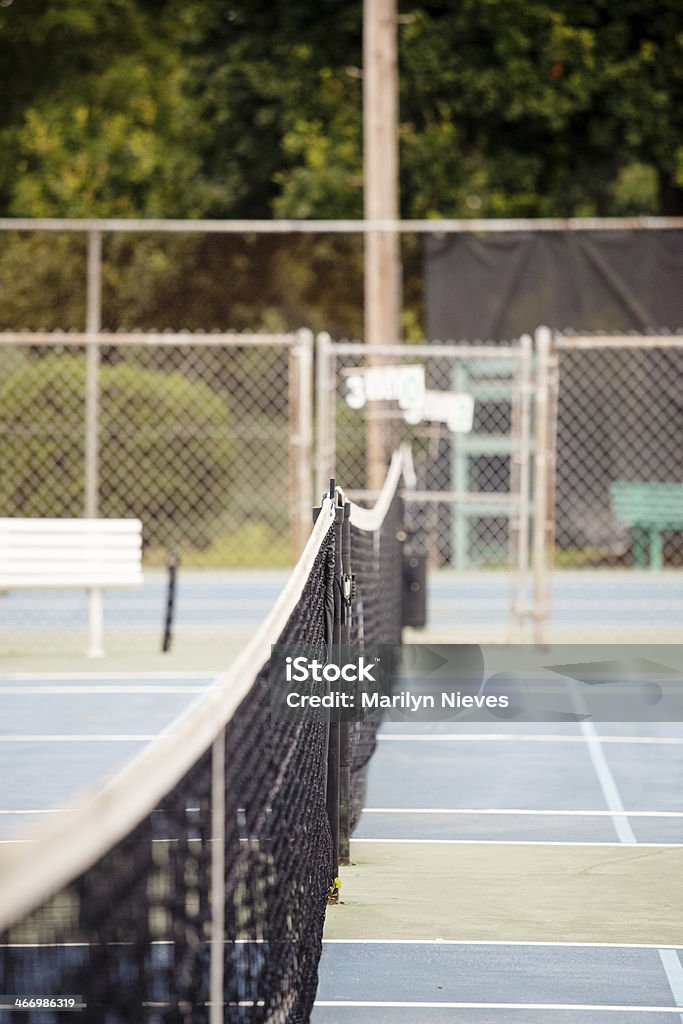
[403,390,475,433]
[344,365,425,412]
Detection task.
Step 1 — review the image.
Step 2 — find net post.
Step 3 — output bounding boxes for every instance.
[326,492,346,901]
[161,551,179,653]
[210,728,226,1023]
[338,498,352,866]
[545,339,559,612]
[399,448,427,630]
[314,490,342,901]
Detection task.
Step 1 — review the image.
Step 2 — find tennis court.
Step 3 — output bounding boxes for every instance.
[0,453,681,1021]
[0,671,217,842]
[2,567,681,667]
[1,714,682,1021]
[315,715,683,1022]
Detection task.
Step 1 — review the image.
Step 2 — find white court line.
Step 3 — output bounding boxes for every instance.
[12,838,676,849]
[428,599,683,610]
[0,837,206,846]
[3,598,272,611]
[378,735,683,745]
[0,671,216,680]
[13,835,673,850]
[580,720,636,844]
[574,698,683,1021]
[0,735,162,742]
[362,808,683,818]
[351,838,683,848]
[0,686,211,694]
[0,810,65,815]
[313,1001,682,1013]
[0,935,677,950]
[660,951,683,1006]
[323,940,683,949]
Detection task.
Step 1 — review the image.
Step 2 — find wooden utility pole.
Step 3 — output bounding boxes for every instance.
[363,0,401,491]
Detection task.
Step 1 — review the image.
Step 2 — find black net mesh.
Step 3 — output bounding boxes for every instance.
[0,533,334,1024]
[347,489,404,833]
[0,455,408,1022]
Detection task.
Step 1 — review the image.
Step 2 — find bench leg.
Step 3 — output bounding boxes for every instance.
[649,529,663,572]
[88,587,105,658]
[632,528,647,569]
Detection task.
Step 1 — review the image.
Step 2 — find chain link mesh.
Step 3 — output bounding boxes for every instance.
[0,334,310,655]
[553,338,683,568]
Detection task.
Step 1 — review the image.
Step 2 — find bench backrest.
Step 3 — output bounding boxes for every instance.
[0,518,143,589]
[610,481,683,529]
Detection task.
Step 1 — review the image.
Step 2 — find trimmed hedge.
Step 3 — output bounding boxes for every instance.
[0,355,233,548]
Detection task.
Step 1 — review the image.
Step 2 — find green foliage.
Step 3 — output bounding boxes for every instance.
[397,0,683,217]
[0,0,681,222]
[0,0,216,217]
[0,233,86,330]
[0,0,681,337]
[145,521,291,569]
[0,356,234,548]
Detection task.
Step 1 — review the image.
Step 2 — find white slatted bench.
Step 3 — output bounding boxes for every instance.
[0,518,143,657]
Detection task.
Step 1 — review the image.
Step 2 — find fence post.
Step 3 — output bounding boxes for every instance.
[85,229,103,658]
[289,330,314,558]
[509,334,533,639]
[531,326,552,645]
[545,338,559,612]
[315,333,336,501]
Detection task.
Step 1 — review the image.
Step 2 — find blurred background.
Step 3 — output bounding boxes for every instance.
[0,0,682,656]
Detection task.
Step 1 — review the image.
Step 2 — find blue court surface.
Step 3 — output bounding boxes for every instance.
[0,672,215,839]
[1,570,682,1022]
[315,943,683,1023]
[0,568,681,640]
[315,713,683,1023]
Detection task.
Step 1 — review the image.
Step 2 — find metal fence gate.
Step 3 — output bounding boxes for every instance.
[315,334,534,639]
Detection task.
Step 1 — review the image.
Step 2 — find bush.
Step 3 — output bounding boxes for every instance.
[0,354,234,549]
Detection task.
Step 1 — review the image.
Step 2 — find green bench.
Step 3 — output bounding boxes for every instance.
[610,481,683,570]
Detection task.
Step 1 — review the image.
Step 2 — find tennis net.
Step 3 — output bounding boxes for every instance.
[0,450,410,1023]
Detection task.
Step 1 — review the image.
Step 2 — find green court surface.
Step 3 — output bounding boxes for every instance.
[326,841,683,946]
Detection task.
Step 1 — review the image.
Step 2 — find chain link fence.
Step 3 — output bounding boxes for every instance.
[552,334,683,568]
[527,331,683,643]
[0,226,372,337]
[2,223,682,653]
[0,331,312,656]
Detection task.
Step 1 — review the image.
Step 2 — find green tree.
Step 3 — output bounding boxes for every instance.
[396,0,683,217]
[0,0,681,339]
[1,1,681,219]
[0,0,214,217]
